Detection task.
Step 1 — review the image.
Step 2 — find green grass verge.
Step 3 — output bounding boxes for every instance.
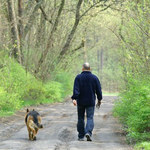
[0,98,64,117]
[134,142,150,150]
[0,111,14,117]
[103,92,119,96]
[22,98,63,106]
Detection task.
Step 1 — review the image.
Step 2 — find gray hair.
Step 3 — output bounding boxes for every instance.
[83,62,90,70]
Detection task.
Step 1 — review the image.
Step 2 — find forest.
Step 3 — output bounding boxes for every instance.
[0,0,149,149]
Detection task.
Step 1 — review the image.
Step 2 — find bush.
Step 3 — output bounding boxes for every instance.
[0,58,27,95]
[23,80,45,101]
[0,87,22,112]
[135,142,150,150]
[0,56,73,116]
[114,75,150,142]
[54,71,73,97]
[44,81,63,102]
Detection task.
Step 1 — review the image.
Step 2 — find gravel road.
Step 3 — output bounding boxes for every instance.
[0,96,132,150]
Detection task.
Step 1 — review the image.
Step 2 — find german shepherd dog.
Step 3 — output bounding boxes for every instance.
[25,109,43,140]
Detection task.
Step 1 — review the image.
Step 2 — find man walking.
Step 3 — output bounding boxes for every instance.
[71,62,102,141]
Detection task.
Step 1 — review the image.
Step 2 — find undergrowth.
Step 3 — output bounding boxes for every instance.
[113,75,150,149]
[0,55,73,116]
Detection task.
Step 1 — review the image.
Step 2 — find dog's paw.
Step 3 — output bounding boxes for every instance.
[33,136,36,141]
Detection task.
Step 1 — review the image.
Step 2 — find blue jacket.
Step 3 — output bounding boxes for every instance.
[71,71,102,106]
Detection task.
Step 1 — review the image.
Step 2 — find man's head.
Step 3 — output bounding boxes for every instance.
[82,62,90,71]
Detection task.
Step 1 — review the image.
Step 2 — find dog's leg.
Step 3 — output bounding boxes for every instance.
[31,128,36,140]
[33,128,39,140]
[27,127,32,140]
[30,131,33,140]
[28,120,36,141]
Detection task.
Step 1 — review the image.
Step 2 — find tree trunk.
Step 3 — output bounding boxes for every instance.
[34,0,65,74]
[7,0,22,64]
[100,48,103,79]
[59,0,84,58]
[18,0,24,63]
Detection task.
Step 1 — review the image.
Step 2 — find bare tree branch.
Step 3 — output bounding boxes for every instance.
[80,1,101,19]
[129,14,150,38]
[59,0,84,58]
[72,40,85,52]
[80,0,113,19]
[58,0,114,61]
[35,0,53,24]
[24,0,43,38]
[34,0,65,74]
[107,27,146,64]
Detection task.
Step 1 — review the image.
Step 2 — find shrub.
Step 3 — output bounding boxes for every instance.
[44,81,63,102]
[135,142,150,150]
[0,56,73,116]
[0,87,22,112]
[23,80,45,101]
[114,75,150,142]
[54,71,73,97]
[0,57,32,96]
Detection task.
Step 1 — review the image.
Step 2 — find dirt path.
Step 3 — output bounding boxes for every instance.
[0,96,132,150]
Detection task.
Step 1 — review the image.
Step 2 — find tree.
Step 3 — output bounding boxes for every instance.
[7,0,22,64]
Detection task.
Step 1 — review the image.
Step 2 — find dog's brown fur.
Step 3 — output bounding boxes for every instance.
[25,109,43,140]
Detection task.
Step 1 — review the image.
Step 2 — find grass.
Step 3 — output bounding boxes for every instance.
[22,98,63,106]
[134,142,150,150]
[0,98,64,117]
[0,92,117,117]
[103,92,119,96]
[0,111,14,117]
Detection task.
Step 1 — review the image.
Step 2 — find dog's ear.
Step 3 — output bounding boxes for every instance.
[33,109,35,111]
[27,108,29,112]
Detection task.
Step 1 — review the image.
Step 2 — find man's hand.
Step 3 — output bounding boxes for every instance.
[96,100,101,109]
[72,100,77,106]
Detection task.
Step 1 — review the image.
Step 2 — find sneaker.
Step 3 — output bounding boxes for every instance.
[78,138,84,141]
[85,133,92,141]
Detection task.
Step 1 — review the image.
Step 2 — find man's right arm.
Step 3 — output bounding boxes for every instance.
[95,77,102,101]
[95,77,102,108]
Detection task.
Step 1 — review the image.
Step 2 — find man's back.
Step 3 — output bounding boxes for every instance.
[71,71,102,106]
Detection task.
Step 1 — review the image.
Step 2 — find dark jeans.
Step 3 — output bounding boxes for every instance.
[77,105,95,138]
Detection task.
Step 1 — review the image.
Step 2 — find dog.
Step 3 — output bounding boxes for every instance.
[25,109,43,140]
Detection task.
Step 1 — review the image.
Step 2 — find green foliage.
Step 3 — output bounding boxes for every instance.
[0,57,25,114]
[44,81,63,102]
[135,142,150,150]
[0,87,22,111]
[0,57,73,116]
[23,80,45,101]
[113,1,150,145]
[120,0,150,75]
[114,75,150,142]
[54,71,73,97]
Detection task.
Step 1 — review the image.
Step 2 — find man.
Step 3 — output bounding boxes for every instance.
[71,62,102,141]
